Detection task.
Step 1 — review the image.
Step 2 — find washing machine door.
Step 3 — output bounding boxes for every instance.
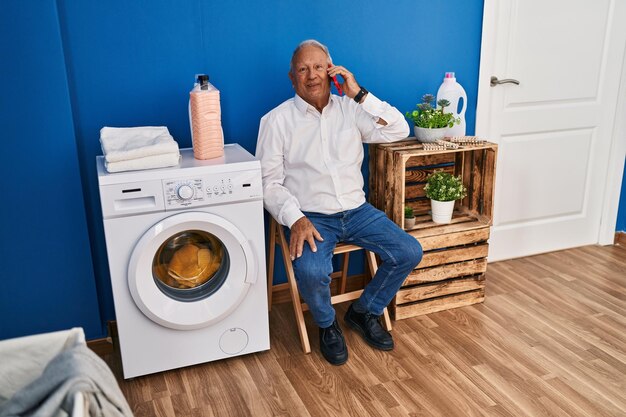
[128,211,257,330]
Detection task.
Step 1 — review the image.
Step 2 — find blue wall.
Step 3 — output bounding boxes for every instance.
[1,1,102,339]
[2,0,625,340]
[57,0,486,331]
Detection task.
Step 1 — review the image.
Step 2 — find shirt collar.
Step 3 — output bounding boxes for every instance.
[294,93,334,115]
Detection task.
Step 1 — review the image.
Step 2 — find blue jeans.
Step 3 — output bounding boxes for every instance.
[285,203,423,328]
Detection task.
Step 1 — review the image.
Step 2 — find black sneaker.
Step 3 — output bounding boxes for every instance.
[319,319,348,365]
[344,303,394,351]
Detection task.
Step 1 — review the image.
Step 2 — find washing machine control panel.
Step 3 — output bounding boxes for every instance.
[164,179,204,207]
[176,184,195,200]
[164,169,262,209]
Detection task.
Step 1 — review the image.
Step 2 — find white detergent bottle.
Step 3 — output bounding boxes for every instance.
[436,72,467,137]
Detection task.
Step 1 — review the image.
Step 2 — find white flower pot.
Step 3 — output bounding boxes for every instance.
[414,126,447,143]
[404,217,416,229]
[430,199,455,224]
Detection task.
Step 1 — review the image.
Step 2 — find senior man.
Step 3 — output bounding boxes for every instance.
[256,39,422,365]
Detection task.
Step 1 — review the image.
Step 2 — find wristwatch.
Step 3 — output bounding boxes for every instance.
[354,86,368,103]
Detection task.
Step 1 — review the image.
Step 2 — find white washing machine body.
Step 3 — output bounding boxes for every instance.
[97,145,269,378]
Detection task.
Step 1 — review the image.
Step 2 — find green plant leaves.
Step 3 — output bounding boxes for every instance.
[405,93,460,129]
[424,172,467,202]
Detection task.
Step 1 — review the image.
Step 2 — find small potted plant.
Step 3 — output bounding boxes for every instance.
[424,171,467,224]
[404,205,416,229]
[405,94,460,142]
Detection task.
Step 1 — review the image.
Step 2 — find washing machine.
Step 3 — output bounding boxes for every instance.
[97,144,269,379]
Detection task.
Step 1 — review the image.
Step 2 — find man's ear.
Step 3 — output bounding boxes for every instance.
[288,71,294,86]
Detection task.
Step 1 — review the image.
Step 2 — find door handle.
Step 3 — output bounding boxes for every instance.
[490,76,520,87]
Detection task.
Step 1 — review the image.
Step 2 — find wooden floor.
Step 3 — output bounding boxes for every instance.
[103,244,626,417]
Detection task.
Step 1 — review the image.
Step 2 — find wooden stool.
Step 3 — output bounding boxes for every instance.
[266,217,392,353]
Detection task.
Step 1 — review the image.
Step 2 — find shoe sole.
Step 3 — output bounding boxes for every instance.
[344,316,394,351]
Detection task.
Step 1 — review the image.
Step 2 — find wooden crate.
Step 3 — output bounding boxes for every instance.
[368,138,498,319]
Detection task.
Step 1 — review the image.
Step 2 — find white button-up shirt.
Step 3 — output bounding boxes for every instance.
[256,92,409,227]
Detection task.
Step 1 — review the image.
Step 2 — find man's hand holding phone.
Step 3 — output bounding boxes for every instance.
[327,64,363,100]
[328,64,343,96]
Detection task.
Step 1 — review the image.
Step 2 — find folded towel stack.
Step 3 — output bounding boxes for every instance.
[100,126,180,173]
[189,82,224,160]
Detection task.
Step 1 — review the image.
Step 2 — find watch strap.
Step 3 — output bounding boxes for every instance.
[354,86,368,103]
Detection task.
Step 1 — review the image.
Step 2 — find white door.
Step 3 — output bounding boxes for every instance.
[476,0,626,261]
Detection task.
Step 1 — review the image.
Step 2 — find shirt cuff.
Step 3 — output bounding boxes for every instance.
[282,207,305,228]
[359,92,385,117]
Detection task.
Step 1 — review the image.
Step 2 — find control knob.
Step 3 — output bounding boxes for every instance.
[177,184,194,200]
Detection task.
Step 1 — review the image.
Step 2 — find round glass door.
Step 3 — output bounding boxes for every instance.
[152,230,230,302]
[128,212,256,330]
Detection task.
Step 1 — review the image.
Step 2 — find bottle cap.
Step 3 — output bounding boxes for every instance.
[445,72,455,79]
[196,74,209,90]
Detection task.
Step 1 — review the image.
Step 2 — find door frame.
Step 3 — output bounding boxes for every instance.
[599,52,626,244]
[475,0,626,247]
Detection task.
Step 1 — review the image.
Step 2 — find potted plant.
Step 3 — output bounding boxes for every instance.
[405,94,460,142]
[404,205,416,229]
[424,171,467,224]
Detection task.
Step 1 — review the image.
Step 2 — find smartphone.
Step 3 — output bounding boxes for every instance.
[328,64,343,96]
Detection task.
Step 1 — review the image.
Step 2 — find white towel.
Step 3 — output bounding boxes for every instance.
[105,152,180,173]
[100,126,180,163]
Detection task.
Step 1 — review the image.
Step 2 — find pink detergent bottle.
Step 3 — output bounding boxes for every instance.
[189,74,224,160]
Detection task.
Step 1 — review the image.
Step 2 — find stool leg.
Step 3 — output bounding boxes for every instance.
[277,225,311,354]
[381,307,393,332]
[340,253,349,294]
[365,251,393,331]
[267,219,277,312]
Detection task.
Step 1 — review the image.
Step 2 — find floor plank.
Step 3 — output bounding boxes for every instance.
[102,244,626,416]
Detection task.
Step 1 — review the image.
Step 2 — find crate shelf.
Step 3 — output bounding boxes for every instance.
[369,138,498,319]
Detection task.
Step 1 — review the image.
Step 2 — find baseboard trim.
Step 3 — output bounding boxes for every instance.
[616,231,626,246]
[87,321,116,357]
[87,336,114,357]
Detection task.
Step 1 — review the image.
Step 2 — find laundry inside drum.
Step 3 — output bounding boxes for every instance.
[153,230,225,291]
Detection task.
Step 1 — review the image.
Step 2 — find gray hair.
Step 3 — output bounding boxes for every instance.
[289,39,333,74]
